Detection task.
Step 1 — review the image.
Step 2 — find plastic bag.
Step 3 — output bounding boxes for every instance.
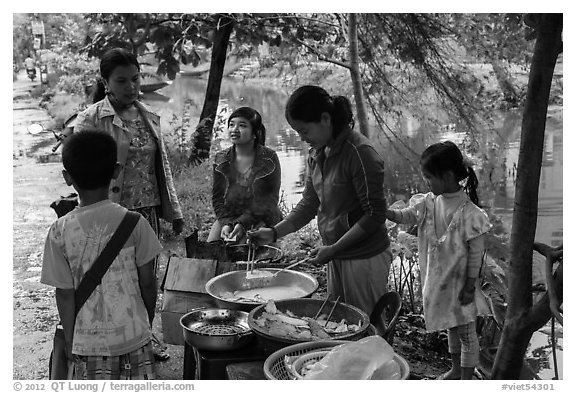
[303,336,401,380]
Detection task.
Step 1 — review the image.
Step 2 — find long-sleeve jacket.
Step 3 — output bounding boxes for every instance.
[212,144,282,229]
[286,127,390,260]
[74,96,183,222]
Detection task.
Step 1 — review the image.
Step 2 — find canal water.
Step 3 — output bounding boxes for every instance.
[144,74,563,379]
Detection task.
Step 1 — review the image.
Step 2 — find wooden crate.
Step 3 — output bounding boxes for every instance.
[160,256,219,345]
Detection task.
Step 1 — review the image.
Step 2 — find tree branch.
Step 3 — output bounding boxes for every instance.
[296,38,351,69]
[133,14,152,49]
[254,14,341,29]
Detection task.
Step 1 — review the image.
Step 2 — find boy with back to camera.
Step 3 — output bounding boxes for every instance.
[41,130,162,379]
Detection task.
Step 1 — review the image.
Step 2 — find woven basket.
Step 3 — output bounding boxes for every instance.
[291,350,331,379]
[263,340,410,380]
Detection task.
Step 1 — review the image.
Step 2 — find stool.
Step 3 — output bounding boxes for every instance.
[183,340,268,380]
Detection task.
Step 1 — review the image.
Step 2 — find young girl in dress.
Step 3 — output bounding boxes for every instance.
[386,141,491,380]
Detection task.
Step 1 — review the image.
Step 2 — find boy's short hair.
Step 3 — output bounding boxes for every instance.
[62,130,117,190]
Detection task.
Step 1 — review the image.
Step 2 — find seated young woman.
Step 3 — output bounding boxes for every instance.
[207,107,282,244]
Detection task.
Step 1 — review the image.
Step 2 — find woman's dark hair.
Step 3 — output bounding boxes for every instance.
[228,106,266,146]
[62,130,118,190]
[285,85,354,138]
[91,48,140,103]
[420,140,480,206]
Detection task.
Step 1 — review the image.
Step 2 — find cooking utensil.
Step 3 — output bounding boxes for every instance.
[244,257,309,282]
[245,241,258,277]
[324,296,341,323]
[313,296,331,320]
[205,269,319,312]
[270,258,309,277]
[225,243,283,264]
[248,298,371,354]
[179,308,253,351]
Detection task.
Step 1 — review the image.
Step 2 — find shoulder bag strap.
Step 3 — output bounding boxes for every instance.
[74,211,140,316]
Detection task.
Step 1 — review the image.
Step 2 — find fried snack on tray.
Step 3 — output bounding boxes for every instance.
[253,300,360,340]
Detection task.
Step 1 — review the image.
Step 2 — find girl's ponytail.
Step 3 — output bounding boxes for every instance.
[464,166,480,206]
[92,79,107,103]
[331,96,354,136]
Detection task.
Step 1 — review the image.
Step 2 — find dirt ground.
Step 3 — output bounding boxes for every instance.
[11,71,184,380]
[11,70,448,381]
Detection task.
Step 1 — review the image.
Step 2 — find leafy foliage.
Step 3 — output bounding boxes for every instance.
[449,14,534,66]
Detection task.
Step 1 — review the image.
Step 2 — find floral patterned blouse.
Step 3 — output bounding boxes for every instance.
[120,113,161,209]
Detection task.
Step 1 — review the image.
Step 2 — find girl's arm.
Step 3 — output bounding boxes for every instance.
[459,234,485,304]
[466,234,485,284]
[386,208,418,225]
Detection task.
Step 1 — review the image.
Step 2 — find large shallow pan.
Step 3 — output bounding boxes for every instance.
[205,269,318,312]
[248,298,371,354]
[179,308,253,351]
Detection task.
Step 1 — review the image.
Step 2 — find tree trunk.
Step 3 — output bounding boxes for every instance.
[490,58,519,103]
[347,13,370,137]
[491,13,562,380]
[188,16,234,165]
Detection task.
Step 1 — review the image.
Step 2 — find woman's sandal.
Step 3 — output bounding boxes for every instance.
[152,333,170,362]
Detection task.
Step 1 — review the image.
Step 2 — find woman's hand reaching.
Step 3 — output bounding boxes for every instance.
[221,223,246,243]
[246,227,274,247]
[308,245,336,266]
[228,223,245,242]
[220,224,233,240]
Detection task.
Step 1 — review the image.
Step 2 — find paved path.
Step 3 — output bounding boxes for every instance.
[11,71,183,380]
[11,71,72,380]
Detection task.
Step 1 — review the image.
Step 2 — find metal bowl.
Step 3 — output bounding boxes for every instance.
[248,298,371,354]
[179,308,253,351]
[205,269,319,312]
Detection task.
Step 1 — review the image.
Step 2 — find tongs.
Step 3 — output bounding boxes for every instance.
[313,295,340,323]
[246,240,257,274]
[271,258,310,277]
[245,240,275,280]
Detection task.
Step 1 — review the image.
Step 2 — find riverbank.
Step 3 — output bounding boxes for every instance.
[12,69,452,380]
[13,57,563,380]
